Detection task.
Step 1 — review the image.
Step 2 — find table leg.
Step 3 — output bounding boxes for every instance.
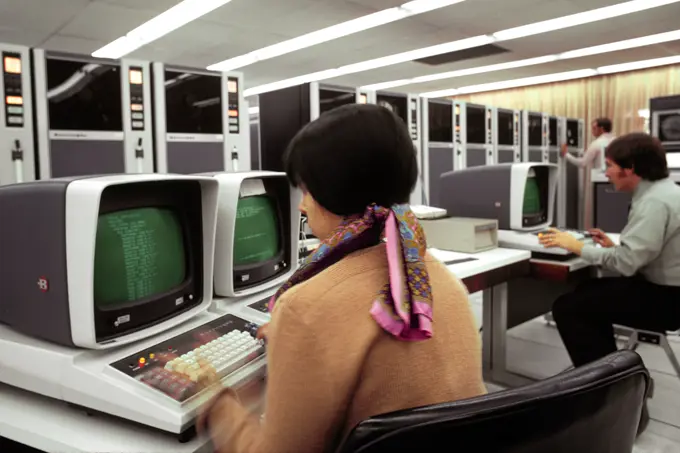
[482,283,534,387]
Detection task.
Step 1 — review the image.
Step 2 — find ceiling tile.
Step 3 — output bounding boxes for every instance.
[0,0,91,45]
[59,2,160,42]
[93,0,181,11]
[0,27,50,47]
[41,35,108,55]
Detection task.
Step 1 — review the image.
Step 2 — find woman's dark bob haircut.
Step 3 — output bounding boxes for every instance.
[605,132,669,181]
[284,103,418,216]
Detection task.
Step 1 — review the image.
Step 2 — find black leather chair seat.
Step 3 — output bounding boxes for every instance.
[338,350,649,453]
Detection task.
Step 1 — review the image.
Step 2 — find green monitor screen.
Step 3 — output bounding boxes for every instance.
[233,196,280,266]
[93,207,186,308]
[523,175,542,216]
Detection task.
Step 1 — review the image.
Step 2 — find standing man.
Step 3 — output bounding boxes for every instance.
[541,133,680,436]
[561,118,615,229]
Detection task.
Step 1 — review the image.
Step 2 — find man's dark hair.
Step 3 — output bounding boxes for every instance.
[593,117,613,133]
[605,133,669,181]
[284,103,417,216]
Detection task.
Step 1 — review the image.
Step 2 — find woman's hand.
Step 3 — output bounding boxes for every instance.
[256,323,270,342]
[588,228,615,248]
[538,228,585,255]
[196,386,239,436]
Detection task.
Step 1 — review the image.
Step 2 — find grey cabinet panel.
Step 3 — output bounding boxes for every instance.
[466,149,486,167]
[594,183,631,233]
[50,139,125,177]
[529,150,543,162]
[498,149,515,163]
[428,146,454,208]
[167,142,224,174]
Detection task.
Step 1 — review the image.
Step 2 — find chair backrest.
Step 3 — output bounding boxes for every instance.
[338,350,649,453]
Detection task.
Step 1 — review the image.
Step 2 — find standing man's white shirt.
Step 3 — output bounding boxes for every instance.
[565,133,614,172]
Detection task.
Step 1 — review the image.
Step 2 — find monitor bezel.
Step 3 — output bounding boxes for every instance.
[652,109,680,146]
[92,181,204,343]
[211,171,301,298]
[232,191,287,290]
[66,174,218,349]
[509,163,558,231]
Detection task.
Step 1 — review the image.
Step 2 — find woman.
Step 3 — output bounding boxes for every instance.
[199,104,486,452]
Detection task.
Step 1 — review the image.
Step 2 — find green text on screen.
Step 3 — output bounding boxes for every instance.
[523,176,542,215]
[234,196,280,266]
[94,207,186,308]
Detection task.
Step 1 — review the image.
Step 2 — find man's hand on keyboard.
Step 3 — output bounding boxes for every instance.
[588,228,615,248]
[538,228,585,255]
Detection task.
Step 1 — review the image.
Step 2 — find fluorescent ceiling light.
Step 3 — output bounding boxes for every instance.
[361,56,559,90]
[244,0,680,96]
[560,29,680,59]
[207,0,466,72]
[93,0,236,59]
[597,54,680,73]
[493,0,680,41]
[420,55,680,98]
[244,35,495,96]
[361,29,680,90]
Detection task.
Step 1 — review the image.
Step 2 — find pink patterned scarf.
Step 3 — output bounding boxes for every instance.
[269,204,433,341]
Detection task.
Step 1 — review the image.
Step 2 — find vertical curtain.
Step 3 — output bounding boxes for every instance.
[455,64,680,144]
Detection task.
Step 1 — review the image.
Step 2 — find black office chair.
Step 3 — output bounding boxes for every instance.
[338,350,648,453]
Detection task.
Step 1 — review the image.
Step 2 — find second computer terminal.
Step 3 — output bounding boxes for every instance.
[438,163,593,259]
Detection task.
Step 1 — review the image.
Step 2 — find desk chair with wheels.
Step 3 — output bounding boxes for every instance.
[338,350,648,453]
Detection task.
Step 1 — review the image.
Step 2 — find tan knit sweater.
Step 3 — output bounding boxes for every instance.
[208,244,486,453]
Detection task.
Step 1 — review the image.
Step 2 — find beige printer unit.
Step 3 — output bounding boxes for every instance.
[420,217,498,253]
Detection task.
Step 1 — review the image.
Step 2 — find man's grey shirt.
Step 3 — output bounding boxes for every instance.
[581,177,680,286]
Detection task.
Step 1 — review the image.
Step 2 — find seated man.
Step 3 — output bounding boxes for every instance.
[540,133,680,435]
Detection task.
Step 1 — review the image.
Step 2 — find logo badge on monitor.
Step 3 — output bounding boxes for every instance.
[37,277,49,292]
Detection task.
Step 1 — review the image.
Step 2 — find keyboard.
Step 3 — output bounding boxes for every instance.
[164,330,264,383]
[532,229,591,239]
[110,313,265,403]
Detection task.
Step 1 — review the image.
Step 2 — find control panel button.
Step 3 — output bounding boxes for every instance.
[248,298,270,314]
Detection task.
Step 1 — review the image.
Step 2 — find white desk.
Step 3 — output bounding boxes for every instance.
[0,247,530,453]
[430,247,530,279]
